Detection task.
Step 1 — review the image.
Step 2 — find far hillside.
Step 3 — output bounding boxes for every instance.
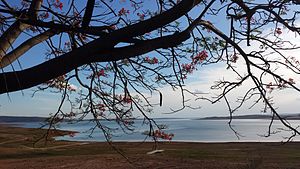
[0,116,46,123]
[200,114,300,120]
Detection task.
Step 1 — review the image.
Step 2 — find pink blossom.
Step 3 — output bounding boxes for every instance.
[40,12,49,19]
[192,50,208,64]
[152,57,158,64]
[123,96,132,104]
[110,25,116,30]
[144,56,159,64]
[266,82,272,89]
[137,13,145,20]
[118,8,130,16]
[275,28,282,35]
[96,103,106,112]
[21,0,30,7]
[67,85,76,91]
[54,0,63,10]
[97,69,105,77]
[87,69,106,79]
[231,53,238,63]
[288,78,295,84]
[182,63,194,73]
[68,131,77,137]
[153,130,174,141]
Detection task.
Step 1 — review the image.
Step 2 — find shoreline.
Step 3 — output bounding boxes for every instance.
[3,118,300,143]
[2,122,299,144]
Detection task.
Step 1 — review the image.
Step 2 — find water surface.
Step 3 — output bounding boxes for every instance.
[9,118,300,142]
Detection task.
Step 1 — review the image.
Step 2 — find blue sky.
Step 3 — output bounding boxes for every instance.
[1,0,300,118]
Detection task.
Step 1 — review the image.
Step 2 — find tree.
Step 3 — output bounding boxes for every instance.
[0,0,300,141]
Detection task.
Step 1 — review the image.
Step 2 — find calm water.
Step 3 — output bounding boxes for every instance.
[10,119,300,142]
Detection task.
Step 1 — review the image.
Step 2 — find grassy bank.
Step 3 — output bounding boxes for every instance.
[0,124,300,169]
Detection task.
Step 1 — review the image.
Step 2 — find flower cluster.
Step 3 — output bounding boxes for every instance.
[44,75,76,91]
[54,0,63,10]
[266,82,275,92]
[288,78,296,84]
[110,25,117,30]
[96,103,106,112]
[121,58,129,65]
[115,94,133,104]
[63,41,72,52]
[192,50,208,64]
[123,97,133,104]
[266,78,296,92]
[68,131,77,137]
[118,8,130,16]
[153,130,174,141]
[285,56,300,66]
[231,53,239,63]
[21,0,30,7]
[181,50,208,76]
[144,56,158,64]
[65,111,76,118]
[27,26,37,33]
[137,13,145,20]
[39,12,49,20]
[87,69,106,79]
[275,28,282,35]
[181,63,194,74]
[123,118,134,126]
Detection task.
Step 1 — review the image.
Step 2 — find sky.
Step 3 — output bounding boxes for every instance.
[1,0,300,119]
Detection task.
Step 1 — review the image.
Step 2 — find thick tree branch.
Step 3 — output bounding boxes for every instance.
[0,21,30,60]
[90,30,190,62]
[81,0,95,28]
[20,0,201,39]
[28,0,43,19]
[108,0,200,41]
[0,0,13,10]
[20,19,109,36]
[0,29,58,68]
[0,29,190,94]
[0,0,201,93]
[0,0,43,61]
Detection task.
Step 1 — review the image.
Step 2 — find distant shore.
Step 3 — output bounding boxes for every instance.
[2,114,300,123]
[199,114,300,120]
[1,124,300,169]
